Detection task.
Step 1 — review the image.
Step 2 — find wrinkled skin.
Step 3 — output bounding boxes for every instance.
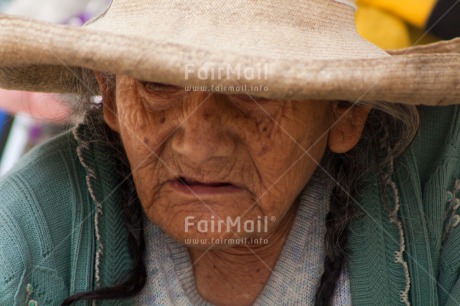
[98,74,370,305]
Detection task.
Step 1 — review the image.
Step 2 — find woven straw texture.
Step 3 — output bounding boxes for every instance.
[0,0,459,105]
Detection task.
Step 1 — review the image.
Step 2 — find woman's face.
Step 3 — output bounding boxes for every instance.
[100,75,369,248]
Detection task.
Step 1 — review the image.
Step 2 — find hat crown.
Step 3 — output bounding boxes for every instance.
[87,0,379,61]
[100,0,357,25]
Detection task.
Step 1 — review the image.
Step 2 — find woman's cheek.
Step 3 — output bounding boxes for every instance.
[132,162,162,207]
[119,104,169,156]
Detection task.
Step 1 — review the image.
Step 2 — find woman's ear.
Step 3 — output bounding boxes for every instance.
[94,71,119,132]
[328,101,371,154]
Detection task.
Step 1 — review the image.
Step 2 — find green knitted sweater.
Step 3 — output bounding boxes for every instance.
[1,105,460,305]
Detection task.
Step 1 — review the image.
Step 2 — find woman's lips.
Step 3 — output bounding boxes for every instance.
[170,177,243,195]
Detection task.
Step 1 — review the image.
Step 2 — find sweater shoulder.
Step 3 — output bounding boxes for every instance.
[414,105,460,185]
[0,130,85,226]
[0,130,89,304]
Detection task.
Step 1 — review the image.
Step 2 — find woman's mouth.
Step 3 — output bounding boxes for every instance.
[171,176,243,195]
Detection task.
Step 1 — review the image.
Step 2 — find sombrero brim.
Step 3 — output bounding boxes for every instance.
[0,15,459,105]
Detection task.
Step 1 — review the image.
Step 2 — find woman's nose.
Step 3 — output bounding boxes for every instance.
[170,92,237,163]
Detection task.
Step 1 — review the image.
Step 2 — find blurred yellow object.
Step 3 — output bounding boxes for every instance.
[356,5,411,49]
[356,0,436,28]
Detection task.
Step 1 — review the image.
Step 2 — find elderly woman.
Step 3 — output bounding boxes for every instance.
[1,0,460,305]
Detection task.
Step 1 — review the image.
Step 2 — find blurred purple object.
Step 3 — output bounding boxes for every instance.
[29,124,42,144]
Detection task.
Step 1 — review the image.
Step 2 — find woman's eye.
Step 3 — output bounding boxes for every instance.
[141,81,181,94]
[229,94,278,116]
[138,81,183,111]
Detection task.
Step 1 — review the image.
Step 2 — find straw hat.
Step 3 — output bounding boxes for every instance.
[0,0,459,105]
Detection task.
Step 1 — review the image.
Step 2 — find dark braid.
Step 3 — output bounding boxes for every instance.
[314,109,385,306]
[62,111,146,305]
[314,104,419,305]
[314,155,356,306]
